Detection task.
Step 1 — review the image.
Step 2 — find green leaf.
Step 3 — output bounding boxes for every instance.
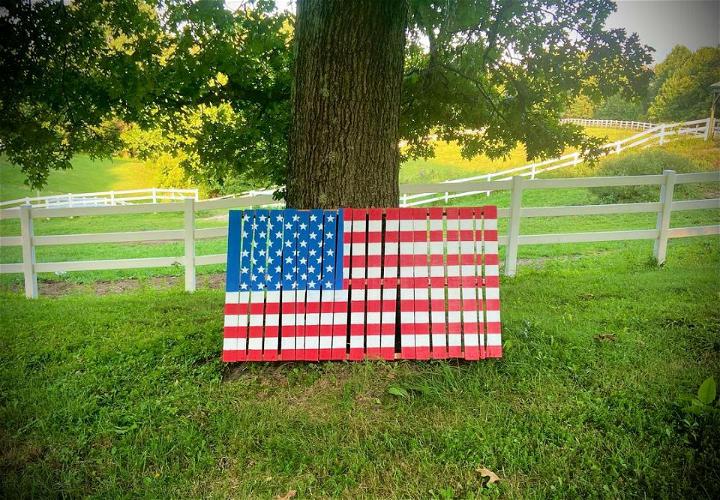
[697,376,716,405]
[387,386,409,398]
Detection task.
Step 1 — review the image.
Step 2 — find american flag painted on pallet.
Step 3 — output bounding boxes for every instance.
[223,207,501,362]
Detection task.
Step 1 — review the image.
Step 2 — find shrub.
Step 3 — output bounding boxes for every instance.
[591,149,701,203]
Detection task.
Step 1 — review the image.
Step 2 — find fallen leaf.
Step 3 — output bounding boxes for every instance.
[276,490,296,500]
[594,333,616,342]
[477,467,500,486]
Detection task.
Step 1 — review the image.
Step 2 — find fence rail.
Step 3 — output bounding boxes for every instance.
[560,118,655,130]
[1,170,718,298]
[399,118,711,207]
[0,187,199,209]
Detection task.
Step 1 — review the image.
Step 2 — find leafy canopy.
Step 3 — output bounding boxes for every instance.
[1,0,651,191]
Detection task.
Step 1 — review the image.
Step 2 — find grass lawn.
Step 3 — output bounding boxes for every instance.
[1,237,718,497]
[399,127,639,184]
[0,155,158,201]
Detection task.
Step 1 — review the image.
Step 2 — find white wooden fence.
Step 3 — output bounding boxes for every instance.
[1,171,718,298]
[0,188,199,210]
[400,118,711,207]
[560,118,654,130]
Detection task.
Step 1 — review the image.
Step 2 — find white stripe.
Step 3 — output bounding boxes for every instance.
[381,334,395,349]
[415,311,429,323]
[432,333,446,346]
[367,267,382,278]
[224,315,239,327]
[350,312,365,323]
[447,219,459,230]
[429,220,443,230]
[248,338,263,350]
[463,335,479,346]
[333,312,346,323]
[448,333,461,346]
[415,288,429,299]
[350,336,364,348]
[463,310,478,322]
[366,288,381,300]
[351,288,364,300]
[249,314,263,327]
[485,265,499,276]
[415,334,430,347]
[459,219,474,230]
[353,220,366,231]
[485,287,500,299]
[223,338,238,350]
[225,292,239,302]
[400,242,414,254]
[368,220,382,231]
[461,265,475,276]
[265,315,279,327]
[282,314,296,325]
[448,311,461,322]
[367,242,381,254]
[447,288,461,299]
[430,288,445,300]
[264,337,278,350]
[366,312,381,323]
[460,241,475,253]
[485,241,498,254]
[305,314,319,326]
[332,335,346,347]
[431,311,445,322]
[305,337,319,349]
[281,336,294,349]
[385,242,399,254]
[319,336,332,348]
[366,335,381,348]
[381,311,396,323]
[320,312,333,323]
[484,219,498,230]
[486,333,502,346]
[486,310,501,322]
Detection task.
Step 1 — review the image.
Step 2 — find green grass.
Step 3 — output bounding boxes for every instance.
[0,155,158,201]
[2,237,718,498]
[399,127,638,184]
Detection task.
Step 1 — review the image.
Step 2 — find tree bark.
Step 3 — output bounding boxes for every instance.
[287,0,407,209]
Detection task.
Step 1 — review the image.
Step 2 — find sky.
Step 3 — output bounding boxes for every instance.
[606,0,719,62]
[225,0,719,64]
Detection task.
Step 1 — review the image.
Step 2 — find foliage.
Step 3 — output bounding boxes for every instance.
[1,0,652,193]
[648,47,720,122]
[592,93,645,121]
[1,237,719,497]
[563,94,595,119]
[402,0,652,164]
[0,0,291,190]
[590,149,704,203]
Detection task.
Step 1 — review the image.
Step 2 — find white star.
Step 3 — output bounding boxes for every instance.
[275,231,283,239]
[242,231,248,238]
[285,273,293,280]
[276,214,284,222]
[275,282,282,289]
[241,266,249,274]
[308,265,316,274]
[259,249,266,257]
[318,223,323,231]
[259,215,267,222]
[299,223,307,230]
[292,214,300,222]
[310,214,317,222]
[240,283,248,290]
[292,281,298,289]
[285,257,293,264]
[251,257,257,265]
[259,231,266,239]
[327,215,335,222]
[309,232,317,240]
[309,249,317,256]
[242,250,249,258]
[275,266,282,273]
[275,249,282,257]
[326,265,334,272]
[250,274,257,282]
[242,214,250,222]
[265,274,272,281]
[251,222,258,230]
[299,240,308,248]
[257,266,265,274]
[300,257,307,265]
[300,273,307,281]
[326,232,333,239]
[325,281,333,288]
[308,280,316,288]
[294,232,299,238]
[327,249,334,257]
[285,222,292,230]
[285,241,293,248]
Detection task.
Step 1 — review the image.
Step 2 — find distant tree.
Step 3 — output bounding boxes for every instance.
[563,95,596,118]
[648,45,692,102]
[648,47,720,122]
[593,94,644,121]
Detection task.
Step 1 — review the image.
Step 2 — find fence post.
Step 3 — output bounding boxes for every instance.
[152,187,158,204]
[110,191,115,206]
[444,191,449,203]
[659,125,666,145]
[184,198,196,292]
[19,204,38,299]
[194,189,199,202]
[530,164,536,179]
[401,193,407,207]
[615,142,621,154]
[653,169,676,265]
[505,176,524,277]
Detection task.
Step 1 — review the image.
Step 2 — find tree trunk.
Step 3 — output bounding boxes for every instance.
[286,0,407,209]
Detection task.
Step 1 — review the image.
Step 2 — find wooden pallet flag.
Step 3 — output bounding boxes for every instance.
[223,207,502,361]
